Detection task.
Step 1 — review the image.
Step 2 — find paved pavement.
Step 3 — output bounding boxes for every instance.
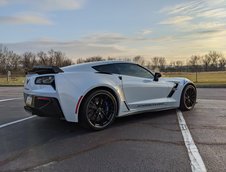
[0,87,226,171]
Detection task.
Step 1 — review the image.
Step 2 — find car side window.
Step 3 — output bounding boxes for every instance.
[92,64,119,74]
[116,63,153,79]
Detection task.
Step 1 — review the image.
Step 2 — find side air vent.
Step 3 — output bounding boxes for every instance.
[167,83,179,97]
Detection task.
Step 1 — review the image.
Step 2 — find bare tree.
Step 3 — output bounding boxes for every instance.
[219,57,226,71]
[188,55,201,82]
[176,60,183,67]
[151,57,166,71]
[107,57,116,61]
[146,62,151,69]
[122,57,132,62]
[205,51,222,71]
[170,61,176,67]
[76,58,84,64]
[54,51,66,66]
[159,57,166,71]
[84,56,105,62]
[9,53,21,71]
[21,52,37,72]
[0,46,22,73]
[0,46,7,73]
[151,57,160,70]
[37,50,73,67]
[61,58,73,67]
[175,60,183,72]
[37,51,48,65]
[202,55,211,71]
[188,55,200,67]
[48,49,55,66]
[133,56,145,65]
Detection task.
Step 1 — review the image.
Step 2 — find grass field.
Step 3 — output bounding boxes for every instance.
[0,76,25,86]
[163,71,226,84]
[0,71,226,86]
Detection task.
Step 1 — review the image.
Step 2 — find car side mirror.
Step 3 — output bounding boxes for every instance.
[154,72,161,81]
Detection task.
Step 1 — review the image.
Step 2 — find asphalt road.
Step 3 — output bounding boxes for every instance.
[0,87,226,171]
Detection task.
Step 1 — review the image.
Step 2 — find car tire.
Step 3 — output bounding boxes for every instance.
[79,89,118,131]
[179,84,197,111]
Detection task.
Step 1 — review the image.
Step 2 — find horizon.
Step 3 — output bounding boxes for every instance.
[1,0,226,61]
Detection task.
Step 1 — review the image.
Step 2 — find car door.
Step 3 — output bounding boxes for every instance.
[115,63,175,110]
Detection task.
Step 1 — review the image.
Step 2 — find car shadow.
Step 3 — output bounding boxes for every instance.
[37,109,177,138]
[0,109,177,162]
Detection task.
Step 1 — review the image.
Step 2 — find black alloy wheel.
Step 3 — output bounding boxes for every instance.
[180,84,197,111]
[79,90,118,130]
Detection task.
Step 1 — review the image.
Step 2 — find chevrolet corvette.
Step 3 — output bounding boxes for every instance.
[24,61,197,130]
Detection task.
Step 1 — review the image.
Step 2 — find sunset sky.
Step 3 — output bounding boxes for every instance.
[0,0,226,61]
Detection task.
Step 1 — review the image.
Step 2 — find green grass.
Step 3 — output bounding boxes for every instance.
[163,71,226,84]
[0,76,25,86]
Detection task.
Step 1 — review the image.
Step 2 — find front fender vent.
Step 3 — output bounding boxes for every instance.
[167,83,179,97]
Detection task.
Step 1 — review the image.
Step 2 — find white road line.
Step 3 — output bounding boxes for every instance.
[0,116,36,129]
[0,97,23,102]
[177,110,207,172]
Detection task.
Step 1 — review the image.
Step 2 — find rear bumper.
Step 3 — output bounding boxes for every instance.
[24,94,64,119]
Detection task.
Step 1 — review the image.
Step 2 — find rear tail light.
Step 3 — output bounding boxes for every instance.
[35,76,56,89]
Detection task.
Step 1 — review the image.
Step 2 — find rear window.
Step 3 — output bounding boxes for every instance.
[92,64,119,74]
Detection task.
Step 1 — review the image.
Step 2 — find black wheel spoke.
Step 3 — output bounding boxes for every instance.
[101,110,110,121]
[86,92,117,128]
[89,101,97,109]
[184,86,196,109]
[185,93,189,98]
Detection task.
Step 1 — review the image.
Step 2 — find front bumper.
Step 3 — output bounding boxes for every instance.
[24,94,64,119]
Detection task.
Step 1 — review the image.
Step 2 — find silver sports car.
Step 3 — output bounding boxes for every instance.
[24,61,197,130]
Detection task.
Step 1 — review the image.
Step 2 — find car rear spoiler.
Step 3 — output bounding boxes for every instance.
[28,66,64,75]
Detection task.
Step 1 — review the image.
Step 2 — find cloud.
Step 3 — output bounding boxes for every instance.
[139,29,152,35]
[159,16,193,25]
[82,32,151,45]
[0,1,84,26]
[0,0,85,26]
[151,36,174,42]
[1,32,154,59]
[167,21,226,34]
[82,33,128,44]
[160,0,204,15]
[0,14,53,25]
[0,0,85,11]
[3,28,226,61]
[141,32,226,59]
[189,22,226,30]
[161,0,226,19]
[198,8,226,18]
[159,0,226,47]
[30,0,85,11]
[3,38,129,59]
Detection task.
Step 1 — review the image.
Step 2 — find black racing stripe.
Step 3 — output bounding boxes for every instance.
[124,101,130,111]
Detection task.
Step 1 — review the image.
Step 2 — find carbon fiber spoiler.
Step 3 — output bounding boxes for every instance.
[28,66,64,75]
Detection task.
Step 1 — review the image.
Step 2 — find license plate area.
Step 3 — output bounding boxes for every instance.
[25,95,33,107]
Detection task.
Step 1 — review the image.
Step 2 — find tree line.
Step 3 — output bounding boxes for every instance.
[77,51,226,72]
[0,45,225,75]
[0,46,73,75]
